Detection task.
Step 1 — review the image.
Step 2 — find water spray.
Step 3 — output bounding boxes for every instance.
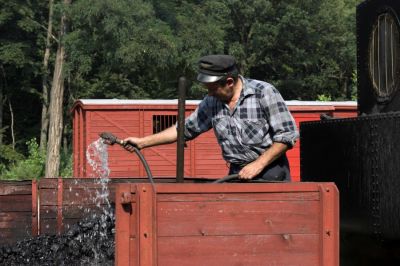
[99,132,154,185]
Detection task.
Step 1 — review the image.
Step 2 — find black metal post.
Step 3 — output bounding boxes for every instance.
[176,77,186,183]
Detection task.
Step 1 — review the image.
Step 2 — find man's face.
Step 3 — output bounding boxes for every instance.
[204,78,234,103]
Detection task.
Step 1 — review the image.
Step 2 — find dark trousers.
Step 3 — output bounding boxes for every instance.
[228,155,291,182]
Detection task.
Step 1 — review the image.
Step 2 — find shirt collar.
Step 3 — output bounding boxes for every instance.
[239,76,256,99]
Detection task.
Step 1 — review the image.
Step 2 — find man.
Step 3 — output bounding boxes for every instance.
[124,54,299,181]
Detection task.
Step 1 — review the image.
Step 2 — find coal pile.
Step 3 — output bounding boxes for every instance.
[0,211,115,266]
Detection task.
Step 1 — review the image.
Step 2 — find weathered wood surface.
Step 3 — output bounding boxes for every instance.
[0,178,142,245]
[116,182,339,266]
[0,181,32,246]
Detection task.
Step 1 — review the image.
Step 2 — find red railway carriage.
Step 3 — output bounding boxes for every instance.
[72,99,357,181]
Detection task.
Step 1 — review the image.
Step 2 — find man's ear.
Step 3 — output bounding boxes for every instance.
[226,77,234,86]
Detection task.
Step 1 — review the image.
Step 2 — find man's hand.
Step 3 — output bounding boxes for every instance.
[123,137,143,152]
[238,161,264,180]
[238,142,289,180]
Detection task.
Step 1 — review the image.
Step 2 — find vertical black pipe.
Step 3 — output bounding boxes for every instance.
[176,77,186,183]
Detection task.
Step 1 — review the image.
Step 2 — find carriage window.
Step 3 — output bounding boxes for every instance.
[369,12,400,99]
[153,115,177,134]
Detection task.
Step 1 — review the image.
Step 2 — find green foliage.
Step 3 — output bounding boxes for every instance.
[351,70,358,100]
[317,94,332,101]
[0,0,364,175]
[0,139,45,180]
[0,0,47,152]
[0,143,25,166]
[60,151,73,178]
[65,0,179,100]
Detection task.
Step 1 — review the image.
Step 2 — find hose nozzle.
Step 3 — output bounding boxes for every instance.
[99,132,124,145]
[99,132,154,184]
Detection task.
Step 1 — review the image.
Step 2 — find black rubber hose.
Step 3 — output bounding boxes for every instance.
[99,132,155,186]
[131,146,154,185]
[212,174,239,183]
[212,173,287,183]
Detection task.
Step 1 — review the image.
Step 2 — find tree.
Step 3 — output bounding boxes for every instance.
[0,0,45,149]
[0,0,365,179]
[220,0,361,100]
[65,0,177,100]
[40,0,55,151]
[45,0,71,178]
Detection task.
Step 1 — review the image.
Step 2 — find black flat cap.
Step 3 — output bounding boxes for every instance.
[197,55,238,83]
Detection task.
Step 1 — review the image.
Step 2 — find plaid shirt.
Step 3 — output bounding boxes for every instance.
[184,76,299,165]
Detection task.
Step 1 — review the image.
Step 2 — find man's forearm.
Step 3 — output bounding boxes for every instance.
[139,125,178,149]
[238,142,289,179]
[255,142,289,168]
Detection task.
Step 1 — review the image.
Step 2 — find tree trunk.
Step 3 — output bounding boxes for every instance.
[0,65,6,145]
[0,67,3,145]
[63,124,68,157]
[45,0,71,178]
[8,99,15,150]
[40,0,54,151]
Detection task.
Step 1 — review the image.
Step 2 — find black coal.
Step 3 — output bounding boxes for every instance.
[0,211,115,266]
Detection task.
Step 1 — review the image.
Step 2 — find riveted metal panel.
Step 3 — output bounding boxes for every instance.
[301,112,400,241]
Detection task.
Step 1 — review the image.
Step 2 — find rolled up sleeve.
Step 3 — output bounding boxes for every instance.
[183,98,213,141]
[260,86,299,148]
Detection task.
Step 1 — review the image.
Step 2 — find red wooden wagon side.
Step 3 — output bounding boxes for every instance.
[72,99,357,181]
[115,182,339,266]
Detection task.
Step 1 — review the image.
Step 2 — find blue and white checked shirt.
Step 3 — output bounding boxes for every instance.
[184,76,299,165]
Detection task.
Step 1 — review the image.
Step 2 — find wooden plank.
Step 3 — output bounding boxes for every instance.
[0,212,31,222]
[0,182,32,195]
[115,184,136,266]
[63,178,120,188]
[0,194,31,211]
[62,190,117,204]
[79,108,85,177]
[62,205,108,219]
[157,191,320,202]
[139,184,156,265]
[38,179,58,188]
[39,189,58,205]
[57,178,63,234]
[0,211,31,237]
[40,218,57,235]
[0,219,32,229]
[157,234,319,266]
[139,109,145,177]
[62,188,109,204]
[90,111,140,121]
[319,184,339,266]
[154,183,326,194]
[73,108,79,178]
[40,205,57,218]
[32,179,38,236]
[157,201,319,237]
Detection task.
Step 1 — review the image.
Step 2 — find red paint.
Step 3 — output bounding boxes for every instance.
[72,100,357,181]
[0,181,33,246]
[57,178,63,234]
[32,180,38,236]
[115,182,339,266]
